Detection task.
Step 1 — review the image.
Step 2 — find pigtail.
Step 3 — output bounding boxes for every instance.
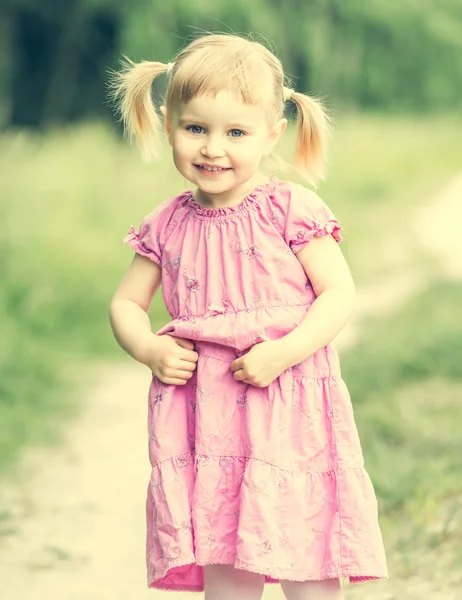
[109,58,168,160]
[289,91,331,184]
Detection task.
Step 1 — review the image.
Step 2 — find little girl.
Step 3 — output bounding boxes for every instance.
[109,33,388,600]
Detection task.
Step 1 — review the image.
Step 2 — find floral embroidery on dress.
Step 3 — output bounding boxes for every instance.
[162,253,182,279]
[150,391,164,407]
[175,454,189,469]
[237,392,248,407]
[250,295,262,309]
[156,542,182,561]
[196,453,210,467]
[197,386,214,404]
[321,492,333,508]
[185,276,201,292]
[278,475,289,491]
[262,539,273,554]
[269,207,285,223]
[252,334,267,344]
[219,456,235,471]
[150,473,163,490]
[163,253,182,271]
[230,238,260,260]
[327,404,334,421]
[245,245,259,259]
[294,401,322,428]
[178,520,192,533]
[229,238,243,253]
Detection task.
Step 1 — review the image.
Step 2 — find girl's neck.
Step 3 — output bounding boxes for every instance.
[193,172,270,210]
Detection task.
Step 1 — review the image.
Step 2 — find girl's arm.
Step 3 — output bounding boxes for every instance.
[279,234,356,367]
[109,254,162,365]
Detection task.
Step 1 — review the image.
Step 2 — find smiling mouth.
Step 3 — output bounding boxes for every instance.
[195,164,232,172]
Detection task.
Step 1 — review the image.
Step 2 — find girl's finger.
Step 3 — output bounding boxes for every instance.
[233,369,246,381]
[179,349,199,363]
[230,359,242,372]
[177,361,197,372]
[165,368,194,379]
[175,337,195,351]
[175,369,194,379]
[161,377,189,386]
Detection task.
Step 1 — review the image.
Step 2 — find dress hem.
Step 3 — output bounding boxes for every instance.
[148,559,389,592]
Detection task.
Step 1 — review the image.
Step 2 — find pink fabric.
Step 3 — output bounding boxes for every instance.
[123,176,388,591]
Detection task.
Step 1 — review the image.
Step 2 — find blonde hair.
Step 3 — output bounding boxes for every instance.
[110,33,330,183]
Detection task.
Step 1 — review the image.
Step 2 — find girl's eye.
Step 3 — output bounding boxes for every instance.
[186,125,205,134]
[229,129,245,138]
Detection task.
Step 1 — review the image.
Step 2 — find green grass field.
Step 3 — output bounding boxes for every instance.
[1,114,461,580]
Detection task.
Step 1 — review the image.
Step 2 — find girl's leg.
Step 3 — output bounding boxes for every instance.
[280,578,344,600]
[204,564,265,600]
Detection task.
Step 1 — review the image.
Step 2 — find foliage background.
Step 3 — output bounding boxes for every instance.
[2,0,462,128]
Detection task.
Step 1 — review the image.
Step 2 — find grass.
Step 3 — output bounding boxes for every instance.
[342,280,462,569]
[0,114,461,574]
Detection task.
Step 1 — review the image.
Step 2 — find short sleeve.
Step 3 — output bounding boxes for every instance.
[285,183,344,254]
[122,203,167,266]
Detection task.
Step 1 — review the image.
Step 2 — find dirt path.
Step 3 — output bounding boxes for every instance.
[0,176,460,600]
[413,173,462,279]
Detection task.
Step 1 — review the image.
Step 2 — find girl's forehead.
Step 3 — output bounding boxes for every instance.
[173,90,273,125]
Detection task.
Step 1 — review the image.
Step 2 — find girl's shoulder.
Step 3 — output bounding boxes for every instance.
[141,188,192,226]
[123,189,192,261]
[265,176,344,247]
[264,176,325,225]
[268,177,325,211]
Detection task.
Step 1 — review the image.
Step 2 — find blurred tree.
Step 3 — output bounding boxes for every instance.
[0,0,461,128]
[3,0,119,127]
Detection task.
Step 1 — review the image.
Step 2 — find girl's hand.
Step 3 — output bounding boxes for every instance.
[142,335,199,385]
[230,340,289,387]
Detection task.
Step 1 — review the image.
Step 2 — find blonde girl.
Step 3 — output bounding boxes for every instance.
[109,33,388,600]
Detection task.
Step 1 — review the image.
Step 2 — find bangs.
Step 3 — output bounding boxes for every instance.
[167,46,274,108]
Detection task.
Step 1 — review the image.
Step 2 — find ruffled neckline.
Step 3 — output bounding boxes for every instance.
[183,174,278,220]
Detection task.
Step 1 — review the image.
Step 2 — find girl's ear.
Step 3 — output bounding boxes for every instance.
[160,105,172,144]
[274,118,288,141]
[266,118,287,155]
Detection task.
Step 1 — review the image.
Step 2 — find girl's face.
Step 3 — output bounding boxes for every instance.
[162,90,286,207]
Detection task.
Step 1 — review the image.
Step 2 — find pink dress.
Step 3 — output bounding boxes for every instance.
[123,175,388,592]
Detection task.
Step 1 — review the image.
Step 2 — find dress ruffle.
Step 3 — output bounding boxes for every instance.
[146,450,388,591]
[122,226,161,265]
[291,219,344,252]
[183,176,277,221]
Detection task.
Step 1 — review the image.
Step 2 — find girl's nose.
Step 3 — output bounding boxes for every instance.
[201,137,225,158]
